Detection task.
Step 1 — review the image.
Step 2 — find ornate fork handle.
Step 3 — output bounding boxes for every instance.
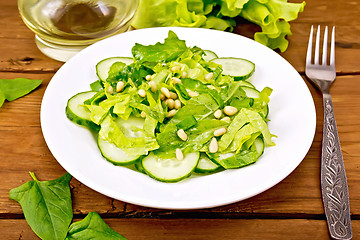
[321,93,352,240]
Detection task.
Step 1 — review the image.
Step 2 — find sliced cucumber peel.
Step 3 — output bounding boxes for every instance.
[142,152,200,183]
[96,57,134,81]
[211,57,255,81]
[65,91,99,131]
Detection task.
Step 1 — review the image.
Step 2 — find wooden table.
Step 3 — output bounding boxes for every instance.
[1,0,359,239]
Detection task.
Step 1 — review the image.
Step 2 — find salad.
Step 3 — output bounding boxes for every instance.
[66,30,275,183]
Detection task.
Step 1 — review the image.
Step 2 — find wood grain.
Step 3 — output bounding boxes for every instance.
[1,218,360,240]
[0,0,360,73]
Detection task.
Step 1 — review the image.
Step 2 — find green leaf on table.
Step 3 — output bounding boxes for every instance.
[0,78,42,107]
[9,172,73,240]
[0,93,5,107]
[66,212,127,240]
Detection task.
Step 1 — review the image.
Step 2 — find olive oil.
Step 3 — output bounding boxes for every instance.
[18,0,138,61]
[51,3,116,40]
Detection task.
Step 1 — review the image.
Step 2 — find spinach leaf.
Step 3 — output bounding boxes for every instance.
[0,93,5,107]
[0,78,42,107]
[132,30,188,63]
[66,212,127,240]
[9,172,73,240]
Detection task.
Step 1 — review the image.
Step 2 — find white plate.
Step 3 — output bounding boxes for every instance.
[41,27,316,210]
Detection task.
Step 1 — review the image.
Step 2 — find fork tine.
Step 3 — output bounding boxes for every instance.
[322,26,328,65]
[330,26,335,66]
[314,25,321,65]
[306,25,314,65]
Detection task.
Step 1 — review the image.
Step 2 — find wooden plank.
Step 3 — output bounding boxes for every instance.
[1,218,360,240]
[1,73,359,216]
[0,0,359,73]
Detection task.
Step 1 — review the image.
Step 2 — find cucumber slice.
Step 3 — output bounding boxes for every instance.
[142,152,200,183]
[115,116,145,138]
[252,137,265,157]
[203,50,218,62]
[98,136,142,165]
[195,153,223,174]
[96,57,134,81]
[241,86,260,98]
[211,57,255,81]
[238,80,255,88]
[208,151,258,169]
[65,91,99,130]
[134,161,146,174]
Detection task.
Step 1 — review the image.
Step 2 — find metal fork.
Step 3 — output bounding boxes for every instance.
[305,25,352,240]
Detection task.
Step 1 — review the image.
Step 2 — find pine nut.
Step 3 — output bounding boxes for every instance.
[167,99,175,109]
[145,74,152,81]
[138,89,146,98]
[161,87,171,98]
[166,109,177,118]
[140,111,147,118]
[209,137,218,153]
[169,91,178,99]
[171,65,181,72]
[171,77,182,84]
[177,129,188,141]
[107,86,114,94]
[176,148,184,161]
[181,72,187,78]
[148,81,157,92]
[174,99,181,109]
[160,93,165,100]
[205,72,213,81]
[214,109,222,119]
[214,128,227,137]
[223,106,238,116]
[221,116,231,122]
[187,90,199,98]
[116,81,125,92]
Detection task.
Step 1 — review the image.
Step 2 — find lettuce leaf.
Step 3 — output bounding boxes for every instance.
[218,108,275,152]
[99,115,159,156]
[239,0,305,52]
[131,0,305,51]
[155,119,228,157]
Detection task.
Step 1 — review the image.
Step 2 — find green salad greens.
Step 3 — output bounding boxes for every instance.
[66,30,275,183]
[10,172,126,240]
[131,0,306,52]
[0,78,42,107]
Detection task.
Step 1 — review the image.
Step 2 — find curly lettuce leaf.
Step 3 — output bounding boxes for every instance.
[239,0,305,52]
[132,0,305,51]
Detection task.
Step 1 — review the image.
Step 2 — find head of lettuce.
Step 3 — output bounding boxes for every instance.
[131,0,305,52]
